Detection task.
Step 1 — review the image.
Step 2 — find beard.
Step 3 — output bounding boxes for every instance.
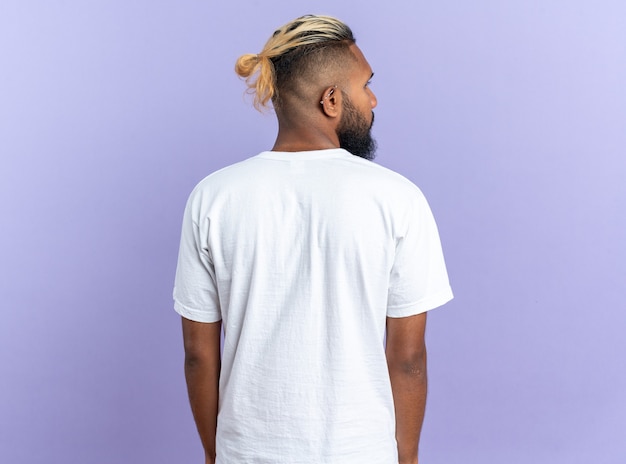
[336,95,377,160]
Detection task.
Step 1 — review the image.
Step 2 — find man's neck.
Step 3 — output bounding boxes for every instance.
[272,127,339,153]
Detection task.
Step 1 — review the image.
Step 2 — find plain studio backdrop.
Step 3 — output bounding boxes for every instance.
[1,1,624,463]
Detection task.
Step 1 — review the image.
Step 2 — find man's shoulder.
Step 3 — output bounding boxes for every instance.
[345,155,426,201]
[364,159,421,187]
[189,154,265,193]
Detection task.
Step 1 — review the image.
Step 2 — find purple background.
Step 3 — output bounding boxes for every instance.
[1,1,624,463]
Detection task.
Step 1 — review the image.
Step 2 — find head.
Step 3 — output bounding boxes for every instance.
[235,15,378,159]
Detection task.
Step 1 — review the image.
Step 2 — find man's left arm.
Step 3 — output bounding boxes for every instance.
[181,317,221,464]
[386,312,428,464]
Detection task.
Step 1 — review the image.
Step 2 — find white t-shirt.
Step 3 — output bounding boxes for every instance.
[173,149,453,464]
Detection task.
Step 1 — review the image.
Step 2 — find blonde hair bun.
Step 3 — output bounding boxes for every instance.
[234,15,354,111]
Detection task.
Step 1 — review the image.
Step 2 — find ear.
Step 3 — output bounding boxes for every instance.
[319,85,341,118]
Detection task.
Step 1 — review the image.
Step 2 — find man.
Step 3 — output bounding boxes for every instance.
[174,15,453,464]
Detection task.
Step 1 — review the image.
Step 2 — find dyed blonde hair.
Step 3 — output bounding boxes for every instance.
[235,15,355,111]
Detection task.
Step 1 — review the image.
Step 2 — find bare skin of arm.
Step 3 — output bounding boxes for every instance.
[181,317,222,464]
[386,312,428,464]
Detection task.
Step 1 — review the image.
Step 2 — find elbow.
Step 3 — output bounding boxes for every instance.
[401,357,427,379]
[183,340,201,362]
[388,348,427,379]
[184,350,221,379]
[180,318,221,373]
[184,351,203,369]
[183,344,215,370]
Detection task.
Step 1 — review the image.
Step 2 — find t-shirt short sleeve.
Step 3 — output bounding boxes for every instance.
[172,193,222,323]
[386,191,453,318]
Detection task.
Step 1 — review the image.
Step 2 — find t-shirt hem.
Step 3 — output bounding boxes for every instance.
[387,286,454,318]
[174,300,222,323]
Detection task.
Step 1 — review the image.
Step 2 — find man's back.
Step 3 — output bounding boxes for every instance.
[174,148,452,463]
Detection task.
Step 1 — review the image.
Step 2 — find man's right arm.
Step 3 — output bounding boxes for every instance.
[181,317,222,464]
[386,312,428,464]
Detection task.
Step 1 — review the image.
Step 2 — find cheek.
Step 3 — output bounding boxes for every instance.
[358,95,372,113]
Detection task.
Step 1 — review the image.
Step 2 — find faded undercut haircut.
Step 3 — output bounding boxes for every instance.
[235,15,356,111]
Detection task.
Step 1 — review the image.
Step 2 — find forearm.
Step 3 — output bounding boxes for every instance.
[388,353,427,464]
[185,355,220,463]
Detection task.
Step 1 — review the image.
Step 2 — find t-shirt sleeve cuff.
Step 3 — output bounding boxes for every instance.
[174,300,222,323]
[387,286,454,318]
